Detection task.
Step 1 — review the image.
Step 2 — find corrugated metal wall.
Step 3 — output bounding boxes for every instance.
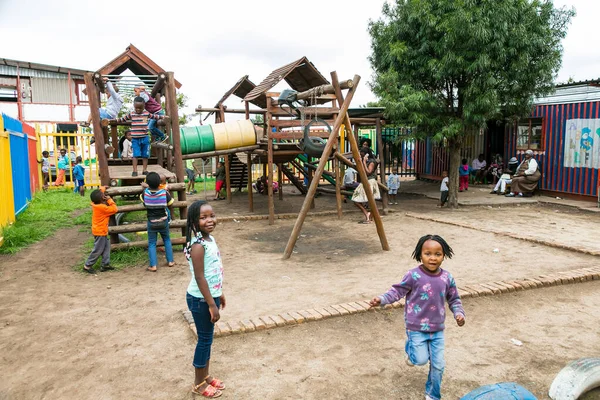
[23,123,40,194]
[31,77,73,103]
[505,102,600,198]
[0,64,83,80]
[0,115,16,229]
[3,114,31,215]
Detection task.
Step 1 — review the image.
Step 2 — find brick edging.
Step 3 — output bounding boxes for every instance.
[405,213,600,257]
[181,266,600,338]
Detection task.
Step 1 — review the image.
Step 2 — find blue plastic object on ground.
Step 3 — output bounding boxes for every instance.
[460,382,537,400]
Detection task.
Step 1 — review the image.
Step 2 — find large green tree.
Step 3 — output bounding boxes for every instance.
[369,0,574,206]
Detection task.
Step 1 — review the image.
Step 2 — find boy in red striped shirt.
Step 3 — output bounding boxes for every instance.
[111,97,167,176]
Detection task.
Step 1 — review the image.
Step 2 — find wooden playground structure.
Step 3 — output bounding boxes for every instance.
[85,49,389,257]
[84,46,187,250]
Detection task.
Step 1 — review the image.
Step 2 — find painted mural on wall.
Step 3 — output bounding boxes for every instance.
[564,119,600,168]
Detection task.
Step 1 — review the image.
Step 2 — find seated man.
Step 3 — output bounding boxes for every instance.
[471,154,487,184]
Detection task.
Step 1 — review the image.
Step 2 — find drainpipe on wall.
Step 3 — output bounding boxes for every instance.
[68,71,74,122]
[16,65,23,121]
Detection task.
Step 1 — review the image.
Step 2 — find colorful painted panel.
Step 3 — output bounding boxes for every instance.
[563,119,600,168]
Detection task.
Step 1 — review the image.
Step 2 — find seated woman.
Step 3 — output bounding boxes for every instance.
[505,150,541,197]
[351,148,380,223]
[490,157,518,195]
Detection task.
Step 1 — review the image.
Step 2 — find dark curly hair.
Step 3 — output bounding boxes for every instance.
[412,234,454,261]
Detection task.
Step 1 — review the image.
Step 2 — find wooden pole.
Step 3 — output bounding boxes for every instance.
[84,72,110,187]
[266,97,275,224]
[244,101,250,120]
[218,105,232,204]
[150,73,167,98]
[331,71,389,252]
[270,79,354,105]
[110,125,118,159]
[334,150,343,219]
[376,118,389,215]
[224,154,231,203]
[247,150,254,212]
[282,74,360,259]
[277,163,283,200]
[165,72,187,229]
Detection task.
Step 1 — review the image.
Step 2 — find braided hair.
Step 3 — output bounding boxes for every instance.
[185,200,208,244]
[412,234,454,261]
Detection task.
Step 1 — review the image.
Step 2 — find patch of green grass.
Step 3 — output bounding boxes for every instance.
[0,189,90,254]
[76,238,148,272]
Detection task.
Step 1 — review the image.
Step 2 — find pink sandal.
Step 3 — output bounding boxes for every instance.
[192,381,222,398]
[206,377,225,390]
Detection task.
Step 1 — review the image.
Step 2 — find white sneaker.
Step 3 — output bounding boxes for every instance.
[425,395,435,400]
[405,355,414,367]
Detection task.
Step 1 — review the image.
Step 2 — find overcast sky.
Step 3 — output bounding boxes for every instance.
[0,0,594,125]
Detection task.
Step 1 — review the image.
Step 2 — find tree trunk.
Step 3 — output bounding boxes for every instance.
[447,138,462,208]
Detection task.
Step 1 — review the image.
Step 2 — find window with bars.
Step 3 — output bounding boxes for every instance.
[517,118,543,150]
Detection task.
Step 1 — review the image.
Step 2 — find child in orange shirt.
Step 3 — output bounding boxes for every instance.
[83,187,118,274]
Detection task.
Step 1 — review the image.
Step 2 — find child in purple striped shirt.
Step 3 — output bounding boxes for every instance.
[141,172,175,272]
[369,234,465,400]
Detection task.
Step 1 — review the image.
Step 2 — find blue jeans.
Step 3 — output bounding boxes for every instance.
[187,293,220,368]
[147,221,174,267]
[406,330,445,400]
[132,136,150,159]
[148,110,166,141]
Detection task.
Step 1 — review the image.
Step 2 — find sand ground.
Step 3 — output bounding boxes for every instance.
[1,188,599,399]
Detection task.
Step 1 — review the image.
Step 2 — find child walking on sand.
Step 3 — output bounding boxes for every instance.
[184,200,226,398]
[54,148,70,186]
[439,171,449,207]
[83,187,118,274]
[369,234,465,400]
[111,97,166,177]
[73,156,85,196]
[459,159,470,192]
[141,172,175,272]
[39,151,50,191]
[387,168,401,204]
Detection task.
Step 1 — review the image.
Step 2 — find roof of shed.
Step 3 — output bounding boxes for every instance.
[534,82,600,105]
[0,57,88,77]
[244,57,329,104]
[97,44,182,88]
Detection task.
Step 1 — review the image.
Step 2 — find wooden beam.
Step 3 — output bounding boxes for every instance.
[270,80,354,106]
[270,119,336,128]
[277,163,283,200]
[150,73,166,98]
[110,125,118,158]
[224,154,231,203]
[181,145,259,160]
[376,118,388,215]
[195,107,266,115]
[266,97,275,224]
[247,150,254,212]
[331,71,389,252]
[111,237,186,250]
[84,72,110,186]
[165,72,187,229]
[106,182,186,196]
[334,151,343,219]
[93,72,106,94]
[116,201,187,213]
[282,74,360,259]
